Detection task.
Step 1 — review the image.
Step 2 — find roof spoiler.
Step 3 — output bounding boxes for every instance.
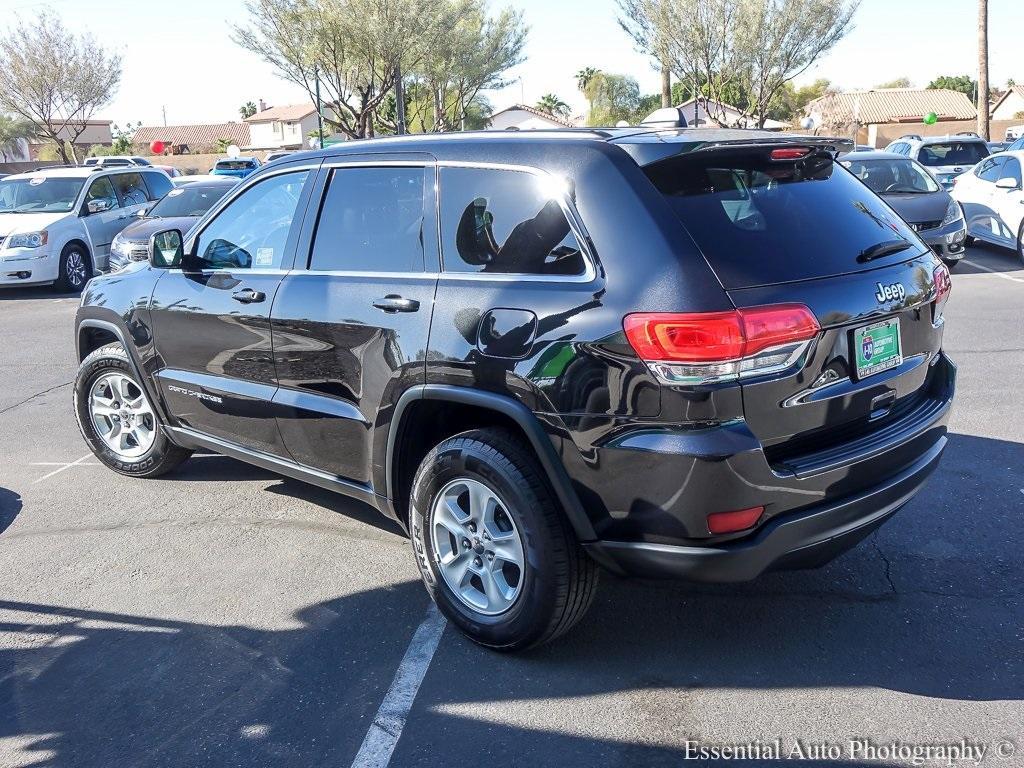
[618,134,854,167]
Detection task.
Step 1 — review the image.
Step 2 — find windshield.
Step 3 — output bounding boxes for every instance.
[0,177,85,214]
[216,160,255,170]
[843,158,940,194]
[646,148,922,289]
[917,142,989,167]
[148,184,232,218]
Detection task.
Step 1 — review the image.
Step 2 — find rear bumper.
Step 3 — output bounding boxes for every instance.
[585,434,944,581]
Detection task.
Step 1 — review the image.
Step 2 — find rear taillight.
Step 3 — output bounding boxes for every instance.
[933,263,952,319]
[624,304,820,385]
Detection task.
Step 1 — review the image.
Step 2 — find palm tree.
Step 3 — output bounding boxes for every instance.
[977,0,989,140]
[0,114,34,162]
[575,67,599,93]
[536,94,570,119]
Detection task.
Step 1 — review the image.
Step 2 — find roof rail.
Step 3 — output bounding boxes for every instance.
[955,131,980,137]
[897,134,922,141]
[31,164,102,172]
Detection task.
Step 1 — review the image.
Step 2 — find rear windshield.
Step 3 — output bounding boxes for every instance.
[842,158,940,194]
[646,149,924,289]
[216,160,255,170]
[148,184,232,218]
[917,141,988,167]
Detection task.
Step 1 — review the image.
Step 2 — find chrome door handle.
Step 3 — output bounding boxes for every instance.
[373,295,420,313]
[232,289,266,304]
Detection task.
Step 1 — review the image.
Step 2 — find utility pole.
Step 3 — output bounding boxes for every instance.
[315,67,325,149]
[977,0,990,140]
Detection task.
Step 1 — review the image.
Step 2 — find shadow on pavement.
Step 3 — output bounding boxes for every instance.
[0,287,79,301]
[956,241,1023,274]
[0,487,22,535]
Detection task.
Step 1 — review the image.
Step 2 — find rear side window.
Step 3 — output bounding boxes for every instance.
[1000,158,1022,186]
[646,149,922,290]
[143,171,173,200]
[309,166,427,273]
[917,141,989,167]
[111,172,151,205]
[439,167,586,276]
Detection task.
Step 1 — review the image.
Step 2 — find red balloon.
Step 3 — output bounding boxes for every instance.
[150,140,165,154]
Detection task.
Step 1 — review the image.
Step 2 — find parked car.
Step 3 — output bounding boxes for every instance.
[108,178,237,272]
[951,150,1024,262]
[151,165,182,178]
[0,166,173,291]
[83,156,153,168]
[883,134,990,189]
[987,141,1009,154]
[172,174,227,186]
[842,151,967,267]
[1003,135,1024,153]
[210,157,261,179]
[73,129,954,649]
[265,151,293,163]
[1006,125,1024,141]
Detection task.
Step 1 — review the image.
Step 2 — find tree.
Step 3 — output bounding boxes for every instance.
[536,93,570,118]
[876,76,911,88]
[0,114,34,162]
[618,0,859,128]
[977,0,989,140]
[575,67,600,92]
[402,0,527,133]
[234,0,453,140]
[240,101,258,119]
[927,74,976,98]
[0,11,122,163]
[585,72,643,126]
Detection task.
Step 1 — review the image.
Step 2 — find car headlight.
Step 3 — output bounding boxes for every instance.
[941,200,964,227]
[7,231,48,248]
[111,237,129,256]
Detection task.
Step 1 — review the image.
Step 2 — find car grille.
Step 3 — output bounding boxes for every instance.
[911,220,942,232]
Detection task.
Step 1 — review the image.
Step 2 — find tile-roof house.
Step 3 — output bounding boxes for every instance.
[488,104,579,130]
[807,88,977,127]
[133,123,251,154]
[245,103,323,150]
[990,85,1024,121]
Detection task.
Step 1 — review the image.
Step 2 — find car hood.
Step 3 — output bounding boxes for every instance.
[0,211,65,237]
[879,191,951,224]
[117,215,201,243]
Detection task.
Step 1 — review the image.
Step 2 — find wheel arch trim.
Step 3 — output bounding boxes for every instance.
[385,384,596,542]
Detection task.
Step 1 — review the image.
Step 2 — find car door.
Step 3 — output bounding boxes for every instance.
[79,175,126,270]
[270,155,438,489]
[991,156,1024,243]
[961,156,1004,241]
[149,164,317,454]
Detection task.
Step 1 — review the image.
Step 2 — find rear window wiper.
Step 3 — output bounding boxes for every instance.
[857,238,914,263]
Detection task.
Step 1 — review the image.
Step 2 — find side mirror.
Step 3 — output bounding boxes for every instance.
[135,205,151,218]
[148,229,184,268]
[995,176,1020,190]
[86,199,112,215]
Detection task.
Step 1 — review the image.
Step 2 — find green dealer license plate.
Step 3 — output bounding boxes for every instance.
[853,318,903,379]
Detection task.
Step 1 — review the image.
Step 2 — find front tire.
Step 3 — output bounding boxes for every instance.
[74,344,192,477]
[55,243,91,293]
[1017,221,1024,265]
[410,429,598,651]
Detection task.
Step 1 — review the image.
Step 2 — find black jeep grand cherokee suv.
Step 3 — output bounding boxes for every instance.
[74,129,955,649]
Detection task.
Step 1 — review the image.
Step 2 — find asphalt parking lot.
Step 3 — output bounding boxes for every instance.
[1,246,1022,768]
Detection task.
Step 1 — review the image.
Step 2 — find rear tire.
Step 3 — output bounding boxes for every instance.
[409,428,598,651]
[55,243,91,293]
[75,344,192,477]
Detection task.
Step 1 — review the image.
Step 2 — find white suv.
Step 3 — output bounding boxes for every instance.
[0,166,172,292]
[884,134,991,189]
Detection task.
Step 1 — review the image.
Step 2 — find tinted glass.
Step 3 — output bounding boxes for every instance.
[0,177,85,213]
[646,149,923,289]
[844,158,940,193]
[1009,137,1024,152]
[85,177,120,210]
[194,171,308,270]
[216,160,257,170]
[309,167,427,272]
[149,184,233,218]
[917,141,989,167]
[439,167,585,275]
[111,172,151,205]
[143,171,173,200]
[977,157,1005,182]
[1001,158,1022,186]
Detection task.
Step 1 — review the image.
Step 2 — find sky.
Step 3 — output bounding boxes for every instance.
[2,0,1021,127]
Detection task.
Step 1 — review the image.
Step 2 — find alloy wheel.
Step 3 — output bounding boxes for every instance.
[65,249,88,288]
[430,477,526,615]
[89,372,156,459]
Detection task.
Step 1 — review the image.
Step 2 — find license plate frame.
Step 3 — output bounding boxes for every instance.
[852,318,903,380]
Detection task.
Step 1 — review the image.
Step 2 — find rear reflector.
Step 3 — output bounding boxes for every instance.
[707,506,764,534]
[770,147,811,160]
[624,305,819,384]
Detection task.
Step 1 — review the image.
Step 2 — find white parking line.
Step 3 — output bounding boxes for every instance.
[31,454,96,484]
[960,259,1024,284]
[350,603,447,768]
